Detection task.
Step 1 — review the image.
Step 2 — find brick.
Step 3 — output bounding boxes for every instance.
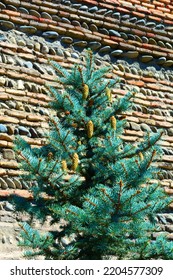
[19,119,41,127]
[30,21,48,30]
[4,110,27,119]
[148,15,163,22]
[132,11,146,18]
[128,80,145,87]
[66,29,84,40]
[3,10,20,17]
[26,114,45,122]
[0,161,18,169]
[0,169,6,176]
[0,94,9,101]
[10,16,29,25]
[47,24,66,34]
[0,134,13,142]
[102,39,119,47]
[39,6,57,14]
[0,116,19,124]
[0,13,10,20]
[0,141,8,148]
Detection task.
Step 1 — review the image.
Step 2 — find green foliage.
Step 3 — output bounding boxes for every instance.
[13,49,173,260]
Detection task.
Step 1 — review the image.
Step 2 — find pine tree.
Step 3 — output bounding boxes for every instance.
[13,50,173,260]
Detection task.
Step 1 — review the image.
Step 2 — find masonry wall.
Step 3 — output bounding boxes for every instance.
[0,0,173,259]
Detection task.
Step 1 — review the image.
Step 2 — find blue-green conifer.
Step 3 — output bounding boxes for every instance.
[13,50,173,259]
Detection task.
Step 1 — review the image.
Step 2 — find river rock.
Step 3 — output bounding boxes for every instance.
[0,124,7,133]
[0,178,8,189]
[3,149,15,160]
[42,31,59,39]
[19,26,37,34]
[18,126,29,135]
[88,41,101,50]
[61,37,73,44]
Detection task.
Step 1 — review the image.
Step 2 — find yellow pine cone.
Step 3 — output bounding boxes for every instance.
[110,116,116,130]
[72,153,79,171]
[61,160,67,171]
[87,120,94,138]
[82,84,89,100]
[47,152,53,161]
[106,87,112,102]
[139,152,144,161]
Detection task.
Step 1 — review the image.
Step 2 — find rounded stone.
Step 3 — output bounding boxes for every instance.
[82,22,88,29]
[4,202,14,211]
[88,41,101,50]
[24,61,33,69]
[73,41,87,48]
[2,236,6,244]
[111,50,123,57]
[120,32,128,40]
[148,38,157,45]
[72,20,81,27]
[104,10,113,16]
[129,17,137,22]
[0,2,6,9]
[34,42,41,52]
[0,124,7,133]
[109,30,121,37]
[61,37,73,44]
[41,45,49,54]
[30,9,40,18]
[0,77,6,86]
[49,47,56,55]
[29,127,38,138]
[71,52,79,59]
[163,60,173,67]
[140,55,153,63]
[99,46,111,54]
[79,5,88,11]
[136,19,145,25]
[88,6,98,13]
[112,12,120,19]
[13,178,22,189]
[56,48,64,56]
[0,102,9,109]
[157,57,166,65]
[90,24,98,32]
[141,123,151,132]
[124,51,139,59]
[158,41,165,48]
[19,26,37,34]
[0,178,8,189]
[146,22,156,28]
[18,126,29,135]
[0,20,15,30]
[7,5,17,11]
[135,35,142,43]
[18,7,29,14]
[5,178,16,189]
[165,42,172,49]
[61,17,71,24]
[142,36,149,43]
[3,149,15,160]
[99,28,109,35]
[41,12,52,20]
[42,31,59,39]
[118,64,125,72]
[17,80,25,90]
[17,39,26,46]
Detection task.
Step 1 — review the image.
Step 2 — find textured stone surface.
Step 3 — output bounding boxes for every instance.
[0,0,172,259]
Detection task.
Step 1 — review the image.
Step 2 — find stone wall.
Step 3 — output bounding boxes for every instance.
[0,0,173,259]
